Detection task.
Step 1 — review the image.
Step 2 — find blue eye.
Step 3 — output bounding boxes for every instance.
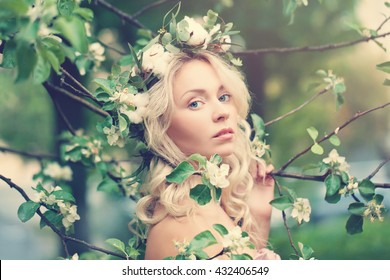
[219,94,231,102]
[188,101,200,109]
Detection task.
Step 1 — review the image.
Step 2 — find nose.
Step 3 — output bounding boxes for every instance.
[213,102,230,122]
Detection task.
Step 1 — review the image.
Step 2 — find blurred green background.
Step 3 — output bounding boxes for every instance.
[0,0,389,259]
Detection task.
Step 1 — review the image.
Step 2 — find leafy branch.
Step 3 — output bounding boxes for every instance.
[277,101,390,172]
[0,174,127,260]
[234,31,390,56]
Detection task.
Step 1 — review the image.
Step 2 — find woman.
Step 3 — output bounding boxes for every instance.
[136,50,279,260]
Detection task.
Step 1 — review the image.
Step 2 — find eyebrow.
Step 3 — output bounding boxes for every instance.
[180,85,225,101]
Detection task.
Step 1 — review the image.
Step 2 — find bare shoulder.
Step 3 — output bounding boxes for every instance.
[144,215,193,259]
[144,203,232,260]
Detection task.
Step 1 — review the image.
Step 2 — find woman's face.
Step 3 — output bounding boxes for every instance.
[167,59,238,158]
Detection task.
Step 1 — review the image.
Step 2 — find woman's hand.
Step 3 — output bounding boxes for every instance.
[248,159,275,247]
[249,159,275,189]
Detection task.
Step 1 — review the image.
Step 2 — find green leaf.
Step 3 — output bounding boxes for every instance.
[325,174,341,197]
[93,78,116,94]
[97,177,121,194]
[57,0,76,17]
[383,79,390,86]
[188,153,207,168]
[270,196,293,211]
[231,254,253,260]
[213,224,228,236]
[358,179,375,201]
[17,201,40,222]
[73,7,94,22]
[306,127,318,141]
[329,135,341,146]
[189,184,212,206]
[373,194,384,204]
[54,16,88,53]
[33,54,51,84]
[210,154,222,165]
[105,238,127,255]
[298,242,314,259]
[15,43,37,83]
[176,19,190,41]
[311,143,324,155]
[250,113,265,139]
[1,40,17,68]
[325,192,341,204]
[189,230,217,251]
[348,202,366,215]
[166,161,195,184]
[52,190,75,203]
[40,210,63,229]
[346,214,363,235]
[376,61,390,74]
[118,114,128,132]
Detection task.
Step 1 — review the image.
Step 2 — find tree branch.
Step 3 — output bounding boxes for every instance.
[273,179,299,256]
[234,32,390,56]
[0,146,59,161]
[272,171,390,189]
[265,87,329,126]
[44,82,109,118]
[366,157,390,181]
[278,101,390,172]
[48,91,77,135]
[132,0,178,18]
[94,0,150,31]
[0,174,127,259]
[60,67,100,104]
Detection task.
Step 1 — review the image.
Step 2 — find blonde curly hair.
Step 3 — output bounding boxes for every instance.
[136,50,265,245]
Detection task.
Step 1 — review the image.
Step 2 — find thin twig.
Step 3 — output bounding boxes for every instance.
[376,16,390,32]
[234,32,390,56]
[60,67,99,102]
[271,171,390,189]
[0,174,127,259]
[44,82,109,118]
[273,179,299,256]
[48,91,77,135]
[278,102,390,172]
[265,87,329,126]
[366,157,390,181]
[0,146,58,161]
[94,0,150,31]
[96,39,127,55]
[132,0,178,18]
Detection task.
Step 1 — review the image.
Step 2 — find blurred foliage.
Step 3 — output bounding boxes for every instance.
[271,216,390,259]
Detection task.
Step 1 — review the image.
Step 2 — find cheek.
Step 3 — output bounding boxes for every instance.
[167,113,199,142]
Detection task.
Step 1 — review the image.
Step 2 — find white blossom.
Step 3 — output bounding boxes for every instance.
[220,35,232,51]
[103,126,125,147]
[221,226,251,252]
[204,161,230,189]
[57,201,81,230]
[182,16,209,46]
[43,162,73,181]
[251,137,269,159]
[141,43,173,77]
[291,198,311,224]
[364,200,385,223]
[296,0,309,6]
[32,185,62,205]
[89,42,105,63]
[111,89,150,124]
[322,149,350,172]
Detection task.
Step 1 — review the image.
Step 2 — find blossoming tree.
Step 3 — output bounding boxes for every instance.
[0,0,389,260]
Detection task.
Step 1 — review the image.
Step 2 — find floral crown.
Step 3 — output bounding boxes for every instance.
[93,4,242,153]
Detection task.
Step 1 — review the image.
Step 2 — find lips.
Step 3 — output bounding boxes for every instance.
[213,128,234,138]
